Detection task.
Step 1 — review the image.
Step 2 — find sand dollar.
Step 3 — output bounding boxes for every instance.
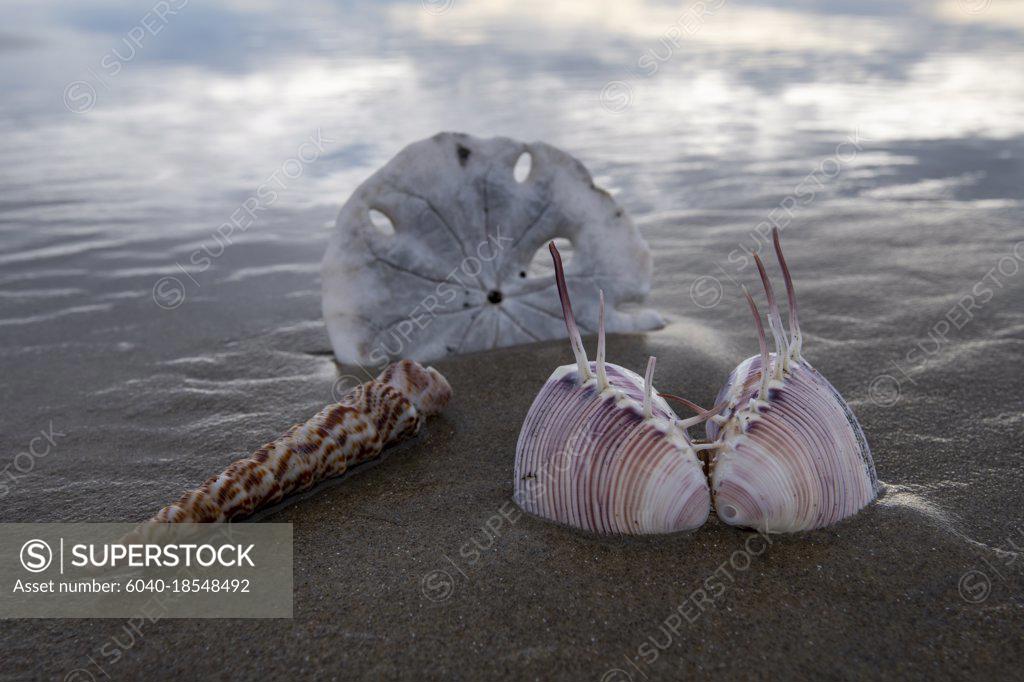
[321,132,663,365]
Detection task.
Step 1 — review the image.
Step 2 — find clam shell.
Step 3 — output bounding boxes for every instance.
[707,355,877,532]
[321,132,663,365]
[701,228,878,533]
[514,361,710,535]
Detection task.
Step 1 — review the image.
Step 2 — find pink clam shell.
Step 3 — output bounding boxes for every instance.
[709,355,877,533]
[514,361,710,535]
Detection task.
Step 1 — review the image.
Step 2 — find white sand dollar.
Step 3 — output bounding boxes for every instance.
[321,132,663,365]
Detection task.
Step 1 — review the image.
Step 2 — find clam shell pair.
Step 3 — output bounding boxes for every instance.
[513,230,878,534]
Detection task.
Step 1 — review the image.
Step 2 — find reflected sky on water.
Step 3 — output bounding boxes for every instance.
[0,0,1022,366]
[1,0,1021,234]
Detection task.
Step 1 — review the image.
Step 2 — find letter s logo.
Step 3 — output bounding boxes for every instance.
[20,539,52,572]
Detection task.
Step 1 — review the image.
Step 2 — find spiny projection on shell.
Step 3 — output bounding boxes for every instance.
[706,228,877,533]
[140,360,451,525]
[513,243,713,535]
[322,132,663,365]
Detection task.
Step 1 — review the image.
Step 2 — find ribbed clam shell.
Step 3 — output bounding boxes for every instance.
[707,354,877,533]
[514,361,710,535]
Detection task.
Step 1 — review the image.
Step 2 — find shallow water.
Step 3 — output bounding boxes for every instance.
[2,0,1023,679]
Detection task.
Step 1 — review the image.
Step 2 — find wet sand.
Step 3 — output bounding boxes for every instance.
[3,0,1024,679]
[3,203,1024,679]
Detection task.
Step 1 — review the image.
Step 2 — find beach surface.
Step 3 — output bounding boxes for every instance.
[2,0,1023,679]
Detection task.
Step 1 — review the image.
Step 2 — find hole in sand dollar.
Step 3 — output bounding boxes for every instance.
[526,237,573,278]
[367,209,395,236]
[513,151,532,183]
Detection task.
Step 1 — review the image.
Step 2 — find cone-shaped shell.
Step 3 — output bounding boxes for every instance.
[514,361,710,535]
[706,354,877,533]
